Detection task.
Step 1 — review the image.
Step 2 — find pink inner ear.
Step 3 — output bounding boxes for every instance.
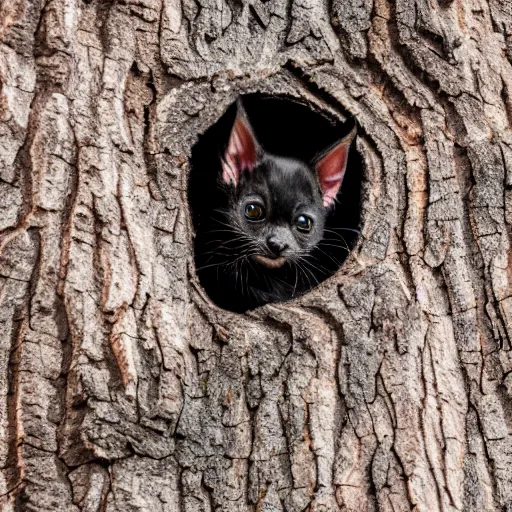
[222,113,258,186]
[315,134,354,207]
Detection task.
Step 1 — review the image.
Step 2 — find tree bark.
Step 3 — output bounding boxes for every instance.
[1,0,512,510]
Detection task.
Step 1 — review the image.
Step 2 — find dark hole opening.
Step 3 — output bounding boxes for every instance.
[189,94,363,313]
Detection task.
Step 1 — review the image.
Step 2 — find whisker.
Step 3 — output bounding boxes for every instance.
[201,241,255,255]
[292,264,299,297]
[322,230,352,252]
[311,247,343,268]
[202,230,252,239]
[302,255,333,275]
[324,227,361,235]
[195,261,229,272]
[293,259,315,290]
[318,242,350,253]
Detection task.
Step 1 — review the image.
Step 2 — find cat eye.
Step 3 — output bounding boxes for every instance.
[245,203,265,221]
[295,215,313,232]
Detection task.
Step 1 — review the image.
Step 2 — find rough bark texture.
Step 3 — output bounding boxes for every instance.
[1,0,512,511]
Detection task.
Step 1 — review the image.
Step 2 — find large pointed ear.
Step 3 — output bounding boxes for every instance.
[221,100,260,186]
[314,126,356,207]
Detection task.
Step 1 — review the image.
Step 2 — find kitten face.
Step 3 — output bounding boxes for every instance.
[230,155,326,265]
[220,99,355,271]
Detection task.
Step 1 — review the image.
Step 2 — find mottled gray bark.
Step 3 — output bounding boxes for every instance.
[1,0,512,510]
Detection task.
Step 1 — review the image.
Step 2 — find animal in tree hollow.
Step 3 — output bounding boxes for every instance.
[194,99,356,312]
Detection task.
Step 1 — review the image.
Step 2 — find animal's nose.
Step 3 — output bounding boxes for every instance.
[267,236,288,256]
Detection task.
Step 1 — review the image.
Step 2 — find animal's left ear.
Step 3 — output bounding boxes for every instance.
[221,100,261,186]
[314,126,356,207]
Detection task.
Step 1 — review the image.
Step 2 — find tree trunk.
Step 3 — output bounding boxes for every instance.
[1,0,512,510]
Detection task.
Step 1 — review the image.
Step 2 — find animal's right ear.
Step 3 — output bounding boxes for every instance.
[221,100,260,186]
[314,126,356,207]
